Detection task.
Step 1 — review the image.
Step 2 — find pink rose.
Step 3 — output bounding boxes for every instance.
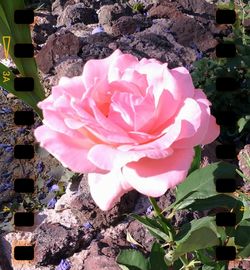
[34,49,220,211]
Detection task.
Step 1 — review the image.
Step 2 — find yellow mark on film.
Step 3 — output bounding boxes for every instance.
[3,70,10,83]
[2,36,11,59]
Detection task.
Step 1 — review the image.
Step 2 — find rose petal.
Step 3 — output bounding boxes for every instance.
[121,69,148,96]
[88,97,136,144]
[117,118,182,152]
[34,125,102,173]
[167,67,195,99]
[122,147,195,197]
[87,144,173,171]
[56,76,86,100]
[201,114,220,145]
[82,49,139,90]
[88,167,133,211]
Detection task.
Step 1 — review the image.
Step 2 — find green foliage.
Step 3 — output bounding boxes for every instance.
[191,0,250,144]
[187,145,202,176]
[123,0,145,14]
[169,216,221,264]
[117,158,250,269]
[0,0,45,119]
[175,161,237,209]
[116,242,168,270]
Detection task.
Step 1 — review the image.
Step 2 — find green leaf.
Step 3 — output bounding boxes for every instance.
[175,161,237,209]
[237,117,248,132]
[116,249,149,270]
[238,241,250,258]
[0,63,43,118]
[0,1,46,119]
[195,249,216,266]
[235,219,250,248]
[118,265,130,270]
[172,216,221,262]
[160,190,198,216]
[126,231,144,249]
[149,242,168,270]
[180,194,242,214]
[187,145,202,176]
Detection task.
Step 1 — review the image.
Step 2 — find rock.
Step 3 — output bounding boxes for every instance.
[31,223,85,266]
[67,249,89,270]
[69,186,139,229]
[115,18,196,69]
[31,12,57,46]
[0,235,12,270]
[237,144,250,189]
[80,43,114,63]
[35,31,81,74]
[84,254,121,270]
[56,3,98,27]
[148,0,218,52]
[127,219,155,253]
[177,0,216,18]
[56,174,139,229]
[97,3,133,28]
[132,13,153,31]
[63,218,130,270]
[54,56,85,84]
[110,16,139,37]
[84,32,116,45]
[51,0,68,16]
[169,13,218,51]
[148,0,183,19]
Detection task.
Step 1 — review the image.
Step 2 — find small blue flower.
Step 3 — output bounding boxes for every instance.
[130,243,138,249]
[49,184,59,192]
[47,197,57,209]
[0,122,6,129]
[56,259,71,270]
[5,155,14,164]
[0,143,11,149]
[1,171,12,179]
[38,193,46,200]
[0,182,12,192]
[146,205,153,215]
[83,221,93,229]
[36,161,44,173]
[4,146,13,153]
[196,51,203,60]
[91,25,104,35]
[46,176,54,187]
[17,127,27,135]
[0,107,12,114]
[0,86,8,96]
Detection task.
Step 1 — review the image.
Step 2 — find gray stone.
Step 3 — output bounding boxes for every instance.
[54,56,85,84]
[80,43,114,63]
[57,3,98,27]
[177,0,216,18]
[110,16,138,37]
[51,0,68,16]
[31,223,86,266]
[97,3,133,27]
[35,31,81,74]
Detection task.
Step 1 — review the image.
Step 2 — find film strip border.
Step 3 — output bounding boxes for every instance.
[10,8,36,268]
[214,7,237,262]
[6,3,241,268]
